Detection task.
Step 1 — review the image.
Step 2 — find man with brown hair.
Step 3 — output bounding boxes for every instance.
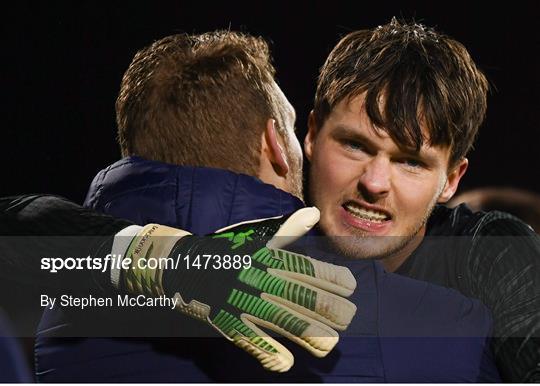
[305,18,539,382]
[35,28,499,382]
[307,18,487,263]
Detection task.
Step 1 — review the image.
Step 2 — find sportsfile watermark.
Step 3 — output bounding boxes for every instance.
[41,253,253,273]
[0,235,535,338]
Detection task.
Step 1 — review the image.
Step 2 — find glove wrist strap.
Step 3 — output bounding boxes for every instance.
[111,225,143,289]
[121,224,190,295]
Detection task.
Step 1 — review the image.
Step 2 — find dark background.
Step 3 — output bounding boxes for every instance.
[3,1,539,203]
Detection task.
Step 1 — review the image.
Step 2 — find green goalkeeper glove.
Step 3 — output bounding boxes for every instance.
[116,207,356,372]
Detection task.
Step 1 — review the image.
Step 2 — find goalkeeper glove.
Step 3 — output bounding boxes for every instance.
[114,207,356,372]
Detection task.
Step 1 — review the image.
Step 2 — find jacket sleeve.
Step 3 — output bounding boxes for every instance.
[0,194,132,293]
[466,212,540,382]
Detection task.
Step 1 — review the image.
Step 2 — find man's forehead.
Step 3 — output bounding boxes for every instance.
[339,92,381,116]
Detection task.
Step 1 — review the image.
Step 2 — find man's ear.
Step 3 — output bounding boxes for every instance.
[438,158,469,203]
[263,118,289,177]
[304,110,317,161]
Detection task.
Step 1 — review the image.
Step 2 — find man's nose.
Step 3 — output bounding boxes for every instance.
[357,156,391,201]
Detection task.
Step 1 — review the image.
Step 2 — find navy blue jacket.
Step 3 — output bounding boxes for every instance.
[35,157,500,382]
[0,311,32,382]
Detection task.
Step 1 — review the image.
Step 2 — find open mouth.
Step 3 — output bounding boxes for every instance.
[342,201,391,223]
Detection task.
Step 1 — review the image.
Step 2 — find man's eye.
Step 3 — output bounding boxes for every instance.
[342,139,365,151]
[400,158,423,168]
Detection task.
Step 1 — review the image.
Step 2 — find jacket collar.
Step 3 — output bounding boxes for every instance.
[85,156,304,234]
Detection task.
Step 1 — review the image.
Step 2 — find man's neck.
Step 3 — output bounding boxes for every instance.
[380,225,426,272]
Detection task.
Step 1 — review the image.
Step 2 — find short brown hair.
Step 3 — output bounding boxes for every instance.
[314,18,489,166]
[116,31,282,175]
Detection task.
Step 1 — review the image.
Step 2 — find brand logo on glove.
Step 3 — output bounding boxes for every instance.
[213,229,255,249]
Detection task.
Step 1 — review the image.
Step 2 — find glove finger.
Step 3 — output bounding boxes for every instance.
[210,309,294,372]
[261,287,356,331]
[240,304,339,358]
[238,267,356,330]
[249,247,356,297]
[270,248,356,297]
[266,207,320,249]
[227,289,338,357]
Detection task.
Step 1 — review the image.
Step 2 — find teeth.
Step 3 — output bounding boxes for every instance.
[344,203,389,223]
